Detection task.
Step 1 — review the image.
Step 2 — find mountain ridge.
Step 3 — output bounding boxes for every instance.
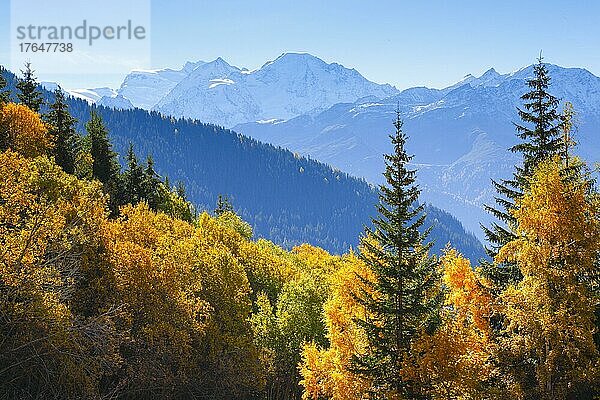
[71,53,399,127]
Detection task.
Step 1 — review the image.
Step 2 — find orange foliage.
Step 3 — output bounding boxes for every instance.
[299,248,374,400]
[0,150,116,397]
[402,249,495,400]
[496,157,600,398]
[443,248,493,335]
[0,102,53,157]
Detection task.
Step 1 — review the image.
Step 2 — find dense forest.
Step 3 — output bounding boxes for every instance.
[0,57,599,400]
[0,67,485,261]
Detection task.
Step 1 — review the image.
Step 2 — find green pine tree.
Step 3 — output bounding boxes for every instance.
[45,89,80,174]
[0,68,10,151]
[512,59,563,175]
[175,181,187,200]
[482,56,563,291]
[122,143,146,206]
[215,194,234,216]
[143,155,162,210]
[0,67,10,104]
[16,62,43,112]
[86,111,121,213]
[352,111,441,399]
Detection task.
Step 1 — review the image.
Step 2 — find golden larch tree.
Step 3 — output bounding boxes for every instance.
[0,103,53,157]
[497,157,600,399]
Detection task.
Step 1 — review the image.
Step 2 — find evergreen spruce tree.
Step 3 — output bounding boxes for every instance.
[482,56,563,291]
[45,89,80,174]
[0,68,10,151]
[122,143,146,206]
[0,67,10,104]
[16,62,43,112]
[86,111,121,213]
[352,112,441,399]
[143,155,162,210]
[512,60,563,175]
[175,181,187,200]
[215,194,234,216]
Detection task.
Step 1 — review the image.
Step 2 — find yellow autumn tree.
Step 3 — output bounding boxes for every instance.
[102,203,209,395]
[299,244,376,400]
[496,157,600,399]
[0,102,53,157]
[193,212,263,397]
[250,244,335,399]
[402,249,496,400]
[239,238,300,303]
[0,150,119,399]
[102,206,263,398]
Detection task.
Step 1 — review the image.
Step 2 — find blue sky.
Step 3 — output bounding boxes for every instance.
[1,0,599,89]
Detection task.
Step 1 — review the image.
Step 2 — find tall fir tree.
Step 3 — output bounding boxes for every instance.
[86,111,121,213]
[175,181,187,200]
[352,112,441,399]
[215,194,234,216]
[122,143,145,206]
[45,88,80,174]
[512,59,563,175]
[16,62,43,112]
[118,146,164,210]
[0,68,10,151]
[482,56,563,291]
[0,67,10,104]
[143,155,162,210]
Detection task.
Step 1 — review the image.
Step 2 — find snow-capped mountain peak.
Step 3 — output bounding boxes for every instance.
[444,68,506,93]
[68,53,398,126]
[474,67,504,87]
[208,57,235,68]
[68,60,205,109]
[115,60,206,109]
[152,53,399,126]
[481,67,498,76]
[259,52,322,69]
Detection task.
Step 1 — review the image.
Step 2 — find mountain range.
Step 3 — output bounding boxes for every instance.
[75,53,397,127]
[69,54,600,240]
